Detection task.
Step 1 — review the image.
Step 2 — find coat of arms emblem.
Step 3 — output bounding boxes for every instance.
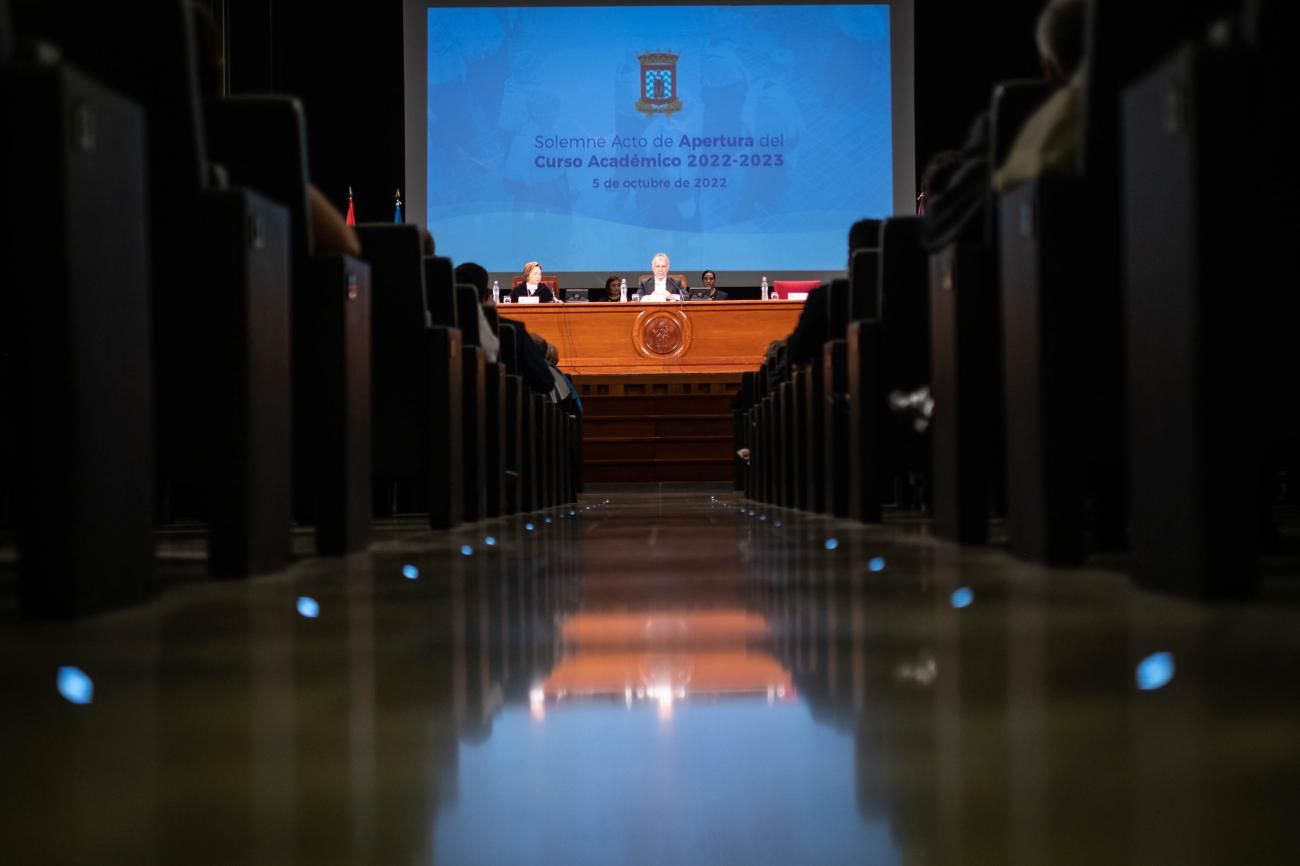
[636,52,683,115]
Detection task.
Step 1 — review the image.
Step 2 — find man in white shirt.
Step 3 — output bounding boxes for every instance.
[637,252,685,301]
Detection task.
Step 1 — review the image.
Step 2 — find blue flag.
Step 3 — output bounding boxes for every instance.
[393,188,403,223]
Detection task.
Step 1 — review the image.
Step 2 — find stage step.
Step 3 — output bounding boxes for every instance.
[574,375,742,483]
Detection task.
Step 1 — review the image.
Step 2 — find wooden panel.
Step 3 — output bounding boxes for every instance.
[582,419,659,439]
[584,462,734,483]
[576,373,743,398]
[585,435,730,461]
[585,401,730,417]
[566,371,742,483]
[502,301,801,374]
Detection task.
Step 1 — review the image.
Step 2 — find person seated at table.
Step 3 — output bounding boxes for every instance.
[603,275,622,302]
[638,253,685,301]
[699,270,729,300]
[511,261,555,303]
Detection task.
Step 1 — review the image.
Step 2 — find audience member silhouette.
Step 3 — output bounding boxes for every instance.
[921,0,1086,252]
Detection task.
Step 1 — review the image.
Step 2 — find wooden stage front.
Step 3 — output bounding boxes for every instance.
[501,300,803,375]
[502,300,803,481]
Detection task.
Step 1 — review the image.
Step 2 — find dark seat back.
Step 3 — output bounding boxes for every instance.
[498,319,519,373]
[849,248,879,321]
[826,278,852,342]
[354,224,432,476]
[878,217,929,390]
[13,0,210,430]
[13,0,210,276]
[205,96,314,263]
[456,285,482,348]
[357,225,431,327]
[14,0,207,168]
[0,0,13,63]
[424,256,459,328]
[7,57,155,613]
[848,218,881,255]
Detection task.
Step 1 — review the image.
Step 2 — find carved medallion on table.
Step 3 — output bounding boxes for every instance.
[632,309,692,361]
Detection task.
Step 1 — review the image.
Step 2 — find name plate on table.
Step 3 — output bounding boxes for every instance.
[787,292,809,301]
[517,295,540,304]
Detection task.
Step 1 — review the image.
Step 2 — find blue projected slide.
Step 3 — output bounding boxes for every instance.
[426,5,892,272]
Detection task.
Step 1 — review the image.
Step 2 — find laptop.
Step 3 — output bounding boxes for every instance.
[687,288,712,301]
[565,289,589,303]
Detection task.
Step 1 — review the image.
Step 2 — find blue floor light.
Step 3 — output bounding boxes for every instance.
[57,667,94,705]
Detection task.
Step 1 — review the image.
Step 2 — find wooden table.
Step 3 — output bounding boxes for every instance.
[498,300,804,375]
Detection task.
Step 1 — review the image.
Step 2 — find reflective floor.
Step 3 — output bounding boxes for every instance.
[3,486,1300,865]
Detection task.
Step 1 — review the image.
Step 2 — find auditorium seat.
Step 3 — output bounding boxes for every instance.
[823,340,853,517]
[353,226,463,529]
[496,324,525,515]
[748,363,768,503]
[733,373,756,492]
[802,278,851,514]
[845,320,884,522]
[1122,35,1262,597]
[847,217,928,523]
[15,0,296,576]
[454,284,489,521]
[469,289,507,519]
[998,175,1089,561]
[6,39,157,615]
[787,370,806,511]
[990,0,1253,566]
[422,255,469,527]
[994,0,1168,563]
[524,393,545,511]
[204,95,373,554]
[0,0,11,531]
[926,81,1046,545]
[819,250,879,521]
[928,243,995,543]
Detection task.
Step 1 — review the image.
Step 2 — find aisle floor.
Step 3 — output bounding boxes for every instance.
[3,487,1299,865]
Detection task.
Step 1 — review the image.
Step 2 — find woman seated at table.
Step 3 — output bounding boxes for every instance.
[511,261,555,303]
[700,270,729,300]
[603,275,622,302]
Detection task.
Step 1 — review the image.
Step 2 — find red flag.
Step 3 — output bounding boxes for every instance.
[345,186,356,226]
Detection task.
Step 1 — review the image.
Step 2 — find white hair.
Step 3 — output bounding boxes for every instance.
[1035,0,1087,78]
[651,252,669,267]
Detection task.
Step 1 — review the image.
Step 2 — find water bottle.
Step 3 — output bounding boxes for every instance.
[761,276,769,301]
[492,280,500,304]
[620,278,627,303]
